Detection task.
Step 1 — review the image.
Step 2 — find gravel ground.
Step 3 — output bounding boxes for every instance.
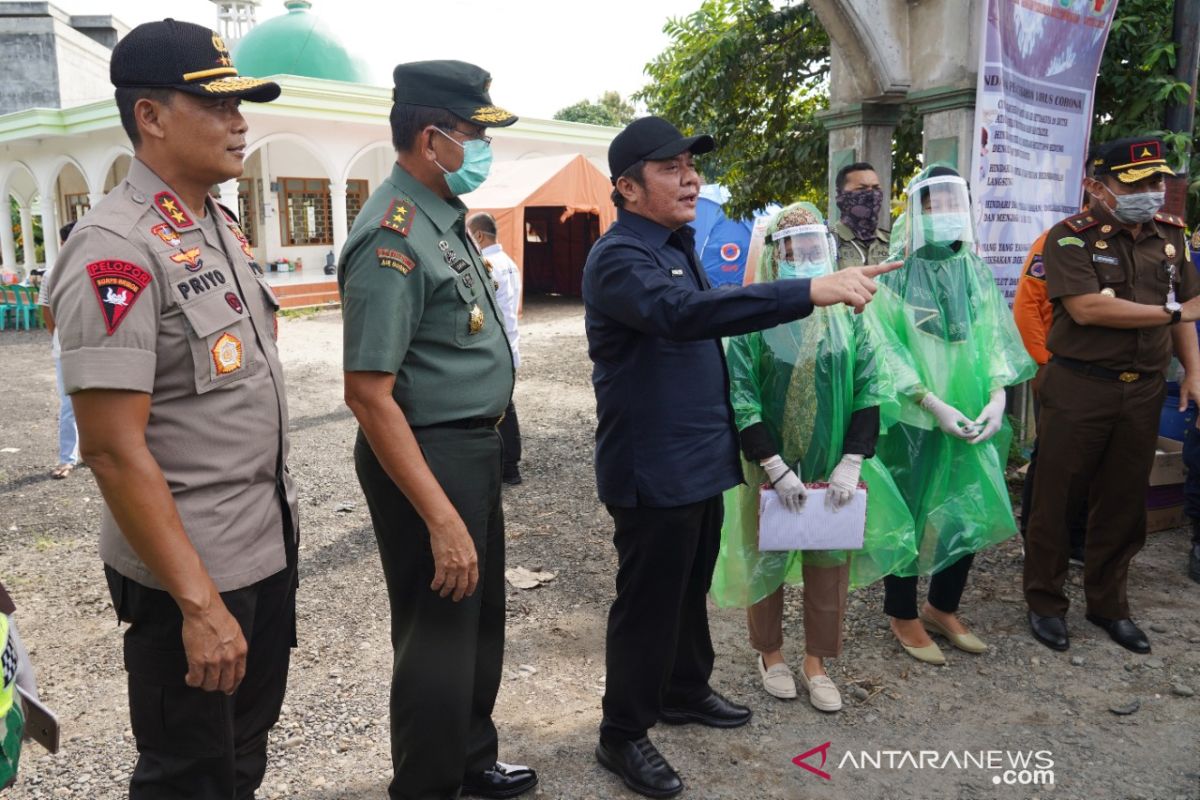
[1,296,1198,800]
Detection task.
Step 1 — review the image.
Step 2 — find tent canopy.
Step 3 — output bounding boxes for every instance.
[466,153,616,269]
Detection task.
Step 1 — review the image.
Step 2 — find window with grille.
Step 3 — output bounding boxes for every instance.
[237,178,258,246]
[280,177,331,245]
[346,179,369,230]
[63,193,90,223]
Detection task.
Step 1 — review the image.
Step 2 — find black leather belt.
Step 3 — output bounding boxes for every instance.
[416,416,502,430]
[1051,355,1155,383]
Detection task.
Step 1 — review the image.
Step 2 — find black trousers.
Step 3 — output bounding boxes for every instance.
[106,563,296,800]
[497,401,521,475]
[883,554,975,620]
[600,495,722,743]
[355,426,505,800]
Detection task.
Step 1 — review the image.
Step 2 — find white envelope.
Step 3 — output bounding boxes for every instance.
[758,485,867,551]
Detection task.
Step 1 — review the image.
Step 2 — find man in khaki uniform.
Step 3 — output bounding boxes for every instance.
[833,161,891,270]
[48,20,297,798]
[1025,136,1200,655]
[340,61,536,800]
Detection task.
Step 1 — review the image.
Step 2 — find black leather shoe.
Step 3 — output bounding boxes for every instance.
[1189,541,1200,584]
[595,736,682,798]
[461,762,538,799]
[1028,611,1069,651]
[659,690,752,728]
[1086,614,1151,654]
[502,468,523,486]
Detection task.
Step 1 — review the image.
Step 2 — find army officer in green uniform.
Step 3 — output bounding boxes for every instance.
[833,161,892,270]
[340,61,537,800]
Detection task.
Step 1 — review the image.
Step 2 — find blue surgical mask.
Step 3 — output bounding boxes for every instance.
[778,260,827,279]
[921,212,970,246]
[434,128,493,196]
[1111,190,1165,224]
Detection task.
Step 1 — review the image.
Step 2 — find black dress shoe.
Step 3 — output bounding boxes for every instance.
[595,736,682,798]
[461,762,537,799]
[1086,614,1151,654]
[1028,611,1069,651]
[1188,541,1200,584]
[502,468,523,486]
[660,690,752,728]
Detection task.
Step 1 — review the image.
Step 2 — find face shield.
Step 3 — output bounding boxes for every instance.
[771,223,834,279]
[908,175,974,251]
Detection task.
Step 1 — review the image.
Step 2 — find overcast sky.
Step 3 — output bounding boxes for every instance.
[61,0,707,119]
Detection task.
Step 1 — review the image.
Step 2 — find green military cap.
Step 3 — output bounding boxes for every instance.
[391,60,517,128]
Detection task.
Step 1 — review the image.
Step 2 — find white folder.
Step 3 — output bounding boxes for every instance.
[758,484,867,551]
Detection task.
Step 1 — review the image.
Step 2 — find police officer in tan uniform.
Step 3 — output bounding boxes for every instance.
[49,20,297,798]
[1025,137,1200,655]
[340,61,537,800]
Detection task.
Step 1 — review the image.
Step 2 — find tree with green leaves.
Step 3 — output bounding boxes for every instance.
[553,91,637,127]
[638,0,1197,225]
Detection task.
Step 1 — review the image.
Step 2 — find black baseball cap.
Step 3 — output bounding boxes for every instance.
[111,19,280,103]
[1091,136,1175,184]
[392,60,518,128]
[608,116,715,181]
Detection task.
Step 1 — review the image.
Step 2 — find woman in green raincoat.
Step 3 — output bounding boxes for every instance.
[869,165,1036,665]
[711,202,915,712]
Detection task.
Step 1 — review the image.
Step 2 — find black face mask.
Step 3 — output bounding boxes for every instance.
[836,188,884,242]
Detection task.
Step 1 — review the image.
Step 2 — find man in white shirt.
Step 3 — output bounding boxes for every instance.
[39,221,81,479]
[468,212,523,485]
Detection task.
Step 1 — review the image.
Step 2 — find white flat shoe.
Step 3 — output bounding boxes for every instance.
[757,654,797,700]
[798,669,842,712]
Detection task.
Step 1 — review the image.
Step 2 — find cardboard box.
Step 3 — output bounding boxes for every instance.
[1148,436,1185,486]
[1146,503,1187,533]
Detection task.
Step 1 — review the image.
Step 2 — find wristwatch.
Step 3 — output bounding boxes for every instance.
[1165,300,1182,325]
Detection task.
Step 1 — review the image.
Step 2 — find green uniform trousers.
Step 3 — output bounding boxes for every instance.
[1024,362,1164,619]
[355,425,505,800]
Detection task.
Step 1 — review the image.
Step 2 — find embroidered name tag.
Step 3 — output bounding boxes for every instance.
[670,268,685,277]
[1092,253,1120,266]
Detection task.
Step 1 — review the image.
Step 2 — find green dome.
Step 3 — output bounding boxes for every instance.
[233,1,371,84]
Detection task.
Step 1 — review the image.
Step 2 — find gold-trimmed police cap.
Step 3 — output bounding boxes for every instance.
[1091,136,1175,184]
[111,19,280,103]
[392,60,517,128]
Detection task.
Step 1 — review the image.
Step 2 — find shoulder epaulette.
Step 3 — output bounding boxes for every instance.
[1154,211,1185,228]
[380,198,415,237]
[1063,212,1099,233]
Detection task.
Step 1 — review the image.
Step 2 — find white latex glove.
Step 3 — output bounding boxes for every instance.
[760,454,807,513]
[8,619,38,700]
[919,393,976,440]
[969,388,1006,445]
[825,454,863,511]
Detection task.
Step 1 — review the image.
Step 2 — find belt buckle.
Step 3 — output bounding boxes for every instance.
[1118,371,1139,383]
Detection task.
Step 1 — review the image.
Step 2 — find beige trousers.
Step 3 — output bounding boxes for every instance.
[746,562,849,658]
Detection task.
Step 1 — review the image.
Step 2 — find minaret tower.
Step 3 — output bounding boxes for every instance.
[210,0,262,47]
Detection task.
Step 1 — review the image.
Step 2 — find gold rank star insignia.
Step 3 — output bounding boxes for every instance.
[1165,243,1176,259]
[468,303,484,334]
[154,191,194,228]
[1095,240,1108,250]
[1100,224,1112,234]
[380,198,414,236]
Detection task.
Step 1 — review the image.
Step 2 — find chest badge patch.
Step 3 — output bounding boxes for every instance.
[225,292,244,314]
[1094,240,1109,250]
[1165,243,1176,260]
[1058,236,1085,248]
[468,303,485,335]
[377,247,416,274]
[212,332,243,375]
[87,260,152,335]
[381,199,414,236]
[1026,256,1046,280]
[150,223,181,247]
[170,247,204,272]
[154,192,194,229]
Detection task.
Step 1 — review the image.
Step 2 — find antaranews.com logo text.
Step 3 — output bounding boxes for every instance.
[794,742,1055,786]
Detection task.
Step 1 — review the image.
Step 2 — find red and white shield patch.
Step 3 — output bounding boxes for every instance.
[87,260,152,335]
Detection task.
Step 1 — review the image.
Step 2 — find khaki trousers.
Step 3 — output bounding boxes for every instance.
[746,562,849,658]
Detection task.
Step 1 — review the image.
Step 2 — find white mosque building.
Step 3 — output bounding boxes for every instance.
[0,0,617,304]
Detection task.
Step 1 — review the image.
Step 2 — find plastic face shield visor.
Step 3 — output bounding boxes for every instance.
[771,223,834,278]
[909,175,975,251]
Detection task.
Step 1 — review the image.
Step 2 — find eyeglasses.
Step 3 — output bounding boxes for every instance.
[437,127,492,146]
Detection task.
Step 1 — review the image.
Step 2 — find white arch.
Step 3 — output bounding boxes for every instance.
[244,131,339,181]
[88,146,135,194]
[340,140,393,185]
[0,160,38,204]
[39,153,90,197]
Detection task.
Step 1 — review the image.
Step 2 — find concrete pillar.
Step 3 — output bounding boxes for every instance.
[217,178,240,222]
[818,101,902,223]
[259,145,283,262]
[39,192,59,267]
[87,191,104,210]
[18,205,34,271]
[0,202,16,272]
[908,86,977,175]
[329,180,348,259]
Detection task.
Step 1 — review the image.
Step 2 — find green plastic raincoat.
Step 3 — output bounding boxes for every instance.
[869,167,1037,576]
[711,203,917,608]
